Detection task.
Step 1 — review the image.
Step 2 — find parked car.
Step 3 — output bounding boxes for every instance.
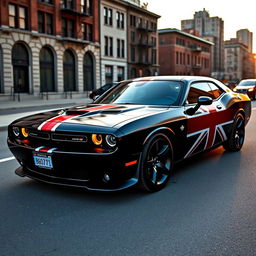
[89,82,118,100]
[8,76,251,192]
[233,79,256,100]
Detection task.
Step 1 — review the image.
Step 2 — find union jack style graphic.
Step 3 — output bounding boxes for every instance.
[37,104,118,131]
[185,105,234,159]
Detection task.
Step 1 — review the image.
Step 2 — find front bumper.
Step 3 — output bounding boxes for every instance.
[8,139,140,191]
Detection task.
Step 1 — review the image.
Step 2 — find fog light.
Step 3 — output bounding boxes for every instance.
[21,128,29,137]
[92,134,103,145]
[13,127,20,137]
[103,174,110,183]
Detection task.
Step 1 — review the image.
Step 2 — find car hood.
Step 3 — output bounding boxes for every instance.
[12,104,171,131]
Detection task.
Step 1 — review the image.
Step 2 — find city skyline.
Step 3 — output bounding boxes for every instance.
[146,0,256,52]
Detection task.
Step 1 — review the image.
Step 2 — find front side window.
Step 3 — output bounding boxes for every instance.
[187,82,213,104]
[98,81,183,106]
[208,82,224,99]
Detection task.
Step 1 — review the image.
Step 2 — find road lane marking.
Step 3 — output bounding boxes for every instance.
[0,156,15,163]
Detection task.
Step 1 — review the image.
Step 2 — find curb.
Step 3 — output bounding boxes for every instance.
[0,126,7,131]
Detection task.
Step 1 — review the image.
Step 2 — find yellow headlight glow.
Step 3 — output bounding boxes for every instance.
[92,134,103,145]
[21,128,29,138]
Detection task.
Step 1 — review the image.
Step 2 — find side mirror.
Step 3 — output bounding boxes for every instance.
[197,96,213,106]
[185,96,213,115]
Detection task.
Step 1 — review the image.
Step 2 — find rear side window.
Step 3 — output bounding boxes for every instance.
[187,82,212,104]
[208,82,225,99]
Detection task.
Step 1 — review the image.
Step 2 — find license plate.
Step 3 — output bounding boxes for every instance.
[33,153,53,169]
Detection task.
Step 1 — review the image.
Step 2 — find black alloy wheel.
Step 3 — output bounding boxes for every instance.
[223,113,245,152]
[138,133,173,192]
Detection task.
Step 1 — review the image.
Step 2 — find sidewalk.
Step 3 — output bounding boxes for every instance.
[0,96,92,130]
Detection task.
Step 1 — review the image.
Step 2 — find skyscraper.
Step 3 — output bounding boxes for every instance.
[181,8,224,79]
[237,29,253,53]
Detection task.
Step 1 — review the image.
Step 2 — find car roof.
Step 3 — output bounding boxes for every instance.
[130,75,221,83]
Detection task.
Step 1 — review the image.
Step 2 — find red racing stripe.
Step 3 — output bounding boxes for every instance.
[38,104,118,131]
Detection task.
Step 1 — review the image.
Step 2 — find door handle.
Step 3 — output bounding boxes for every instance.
[216,105,222,110]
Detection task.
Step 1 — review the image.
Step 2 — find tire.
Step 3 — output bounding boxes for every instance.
[138,133,174,192]
[223,113,245,152]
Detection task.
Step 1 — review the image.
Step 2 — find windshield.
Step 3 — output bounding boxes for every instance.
[238,80,256,86]
[97,80,183,106]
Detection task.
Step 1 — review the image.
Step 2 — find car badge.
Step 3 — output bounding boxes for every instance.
[180,125,185,131]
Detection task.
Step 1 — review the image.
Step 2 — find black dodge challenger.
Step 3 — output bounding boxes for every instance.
[8,76,251,192]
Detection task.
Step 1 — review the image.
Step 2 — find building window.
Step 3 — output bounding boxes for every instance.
[104,36,113,56]
[117,39,120,58]
[81,0,92,15]
[83,52,94,91]
[121,40,125,58]
[63,50,76,92]
[117,39,124,58]
[105,65,113,84]
[176,52,179,65]
[117,66,124,81]
[82,23,93,41]
[40,47,55,92]
[61,0,74,9]
[38,0,53,4]
[152,49,157,65]
[151,37,156,47]
[104,36,108,56]
[130,15,136,27]
[12,43,30,93]
[116,12,124,29]
[38,12,53,34]
[131,46,135,62]
[131,31,135,42]
[9,4,28,30]
[104,7,112,26]
[62,18,75,37]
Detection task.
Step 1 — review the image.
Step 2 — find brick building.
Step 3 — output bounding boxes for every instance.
[158,28,213,76]
[127,2,160,78]
[0,0,100,100]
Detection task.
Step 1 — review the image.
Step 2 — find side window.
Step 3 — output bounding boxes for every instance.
[187,82,212,104]
[208,82,224,100]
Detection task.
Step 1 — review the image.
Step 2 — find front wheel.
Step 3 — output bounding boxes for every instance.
[138,133,174,192]
[223,113,245,152]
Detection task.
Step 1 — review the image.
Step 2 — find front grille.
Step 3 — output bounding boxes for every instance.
[29,131,50,140]
[52,133,88,143]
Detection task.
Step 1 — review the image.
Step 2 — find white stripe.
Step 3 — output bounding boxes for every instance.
[47,148,57,153]
[38,113,65,131]
[35,146,45,152]
[0,156,15,163]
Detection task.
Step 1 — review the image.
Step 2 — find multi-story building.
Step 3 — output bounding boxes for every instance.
[158,28,213,76]
[181,8,224,79]
[0,0,100,101]
[224,38,255,82]
[126,2,160,78]
[100,0,127,85]
[237,29,253,53]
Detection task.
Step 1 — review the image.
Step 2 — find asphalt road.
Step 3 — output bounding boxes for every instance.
[1,102,256,256]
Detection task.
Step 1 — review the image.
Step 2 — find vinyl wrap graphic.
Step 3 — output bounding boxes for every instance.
[37,105,118,131]
[185,105,234,158]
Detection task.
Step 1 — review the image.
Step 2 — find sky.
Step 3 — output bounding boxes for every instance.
[145,0,256,52]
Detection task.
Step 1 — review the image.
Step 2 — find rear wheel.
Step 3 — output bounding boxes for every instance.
[138,133,173,192]
[223,113,245,152]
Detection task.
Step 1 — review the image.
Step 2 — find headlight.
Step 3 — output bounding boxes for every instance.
[106,135,117,147]
[233,88,237,92]
[13,127,20,137]
[248,88,254,92]
[21,128,29,137]
[92,134,103,145]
